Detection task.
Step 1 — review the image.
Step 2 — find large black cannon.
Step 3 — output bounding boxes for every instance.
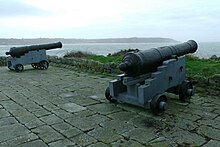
[105,40,198,115]
[6,42,62,58]
[119,40,197,76]
[6,42,62,72]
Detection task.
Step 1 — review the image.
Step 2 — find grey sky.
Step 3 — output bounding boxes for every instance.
[0,0,50,17]
[0,0,220,41]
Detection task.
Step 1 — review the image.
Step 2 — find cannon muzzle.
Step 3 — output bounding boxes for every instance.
[6,42,62,57]
[119,40,198,76]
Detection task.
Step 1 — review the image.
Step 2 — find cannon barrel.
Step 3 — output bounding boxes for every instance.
[6,42,62,57]
[119,40,198,76]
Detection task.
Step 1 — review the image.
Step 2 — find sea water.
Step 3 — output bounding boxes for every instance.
[0,42,220,58]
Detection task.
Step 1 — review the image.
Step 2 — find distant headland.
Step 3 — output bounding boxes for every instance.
[0,37,178,45]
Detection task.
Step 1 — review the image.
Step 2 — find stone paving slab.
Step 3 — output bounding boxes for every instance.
[0,66,220,146]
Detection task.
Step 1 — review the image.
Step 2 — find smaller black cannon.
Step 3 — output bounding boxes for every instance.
[6,42,62,72]
[105,40,198,115]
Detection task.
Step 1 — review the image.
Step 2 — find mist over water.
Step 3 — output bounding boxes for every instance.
[194,42,220,58]
[1,42,220,58]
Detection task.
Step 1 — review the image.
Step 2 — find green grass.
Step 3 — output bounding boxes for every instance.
[86,55,122,63]
[186,56,220,77]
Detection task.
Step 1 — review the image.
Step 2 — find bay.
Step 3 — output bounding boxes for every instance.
[0,42,220,58]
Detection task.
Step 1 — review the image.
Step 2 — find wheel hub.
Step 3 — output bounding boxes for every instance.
[159,101,168,111]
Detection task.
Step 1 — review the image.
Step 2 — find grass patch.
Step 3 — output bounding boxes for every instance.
[186,55,220,77]
[86,55,122,63]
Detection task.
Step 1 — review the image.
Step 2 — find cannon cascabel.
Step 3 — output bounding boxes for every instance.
[6,42,62,58]
[119,40,198,76]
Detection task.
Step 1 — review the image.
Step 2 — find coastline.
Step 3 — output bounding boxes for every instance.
[1,41,220,59]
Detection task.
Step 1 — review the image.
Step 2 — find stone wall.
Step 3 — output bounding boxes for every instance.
[0,56,6,66]
[48,56,121,74]
[210,55,220,60]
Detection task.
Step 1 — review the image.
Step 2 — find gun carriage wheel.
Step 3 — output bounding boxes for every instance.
[179,80,193,102]
[150,94,168,115]
[31,63,38,69]
[105,87,116,102]
[15,64,24,72]
[39,60,49,70]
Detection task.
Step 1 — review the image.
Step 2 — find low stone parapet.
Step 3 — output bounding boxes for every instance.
[0,56,6,66]
[48,56,121,74]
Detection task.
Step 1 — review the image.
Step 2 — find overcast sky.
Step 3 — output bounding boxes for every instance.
[0,0,220,41]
